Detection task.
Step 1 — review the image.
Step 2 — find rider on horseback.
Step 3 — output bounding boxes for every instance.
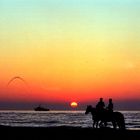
[95,98,112,127]
[96,98,105,112]
[106,98,113,112]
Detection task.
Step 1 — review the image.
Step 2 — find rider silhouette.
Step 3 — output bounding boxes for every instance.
[96,98,105,112]
[107,98,113,112]
[96,98,106,127]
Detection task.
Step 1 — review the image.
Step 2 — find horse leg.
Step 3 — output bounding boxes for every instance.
[99,121,107,128]
[112,121,116,129]
[118,121,125,130]
[95,121,98,128]
[93,121,99,128]
[102,121,107,127]
[117,122,121,129]
[92,120,96,128]
[93,122,95,128]
[118,117,125,130]
[99,121,103,128]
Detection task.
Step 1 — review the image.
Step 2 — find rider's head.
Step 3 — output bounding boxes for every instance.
[109,98,112,102]
[100,98,103,102]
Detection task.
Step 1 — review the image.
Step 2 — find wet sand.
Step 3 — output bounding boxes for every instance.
[0,125,140,140]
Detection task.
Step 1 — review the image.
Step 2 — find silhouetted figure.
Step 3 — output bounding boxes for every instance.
[107,98,113,112]
[96,98,105,111]
[85,105,125,129]
[95,98,106,127]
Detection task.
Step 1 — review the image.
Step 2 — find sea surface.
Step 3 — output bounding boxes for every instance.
[0,110,139,130]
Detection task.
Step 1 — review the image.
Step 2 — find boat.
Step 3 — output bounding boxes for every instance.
[34,105,50,111]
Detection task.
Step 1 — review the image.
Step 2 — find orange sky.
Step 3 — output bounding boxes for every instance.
[0,0,140,109]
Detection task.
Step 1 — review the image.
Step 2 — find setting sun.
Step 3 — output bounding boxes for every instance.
[70,102,78,108]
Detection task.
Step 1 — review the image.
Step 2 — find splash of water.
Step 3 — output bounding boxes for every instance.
[7,76,27,87]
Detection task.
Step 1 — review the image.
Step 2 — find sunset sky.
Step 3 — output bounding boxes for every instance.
[0,0,140,110]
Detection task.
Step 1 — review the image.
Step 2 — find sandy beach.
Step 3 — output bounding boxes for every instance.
[0,125,140,140]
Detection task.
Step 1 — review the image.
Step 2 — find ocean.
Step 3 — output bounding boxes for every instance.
[0,110,139,130]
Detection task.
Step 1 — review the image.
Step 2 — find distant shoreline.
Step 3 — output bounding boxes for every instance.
[0,125,140,140]
[0,109,140,111]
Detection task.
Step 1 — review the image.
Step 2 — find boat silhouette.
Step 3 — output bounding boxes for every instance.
[34,105,50,111]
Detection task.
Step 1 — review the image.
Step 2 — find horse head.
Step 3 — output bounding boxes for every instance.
[85,105,93,114]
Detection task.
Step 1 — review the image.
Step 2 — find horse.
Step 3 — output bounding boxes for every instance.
[85,105,125,129]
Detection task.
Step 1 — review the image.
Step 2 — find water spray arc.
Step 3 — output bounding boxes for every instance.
[7,76,28,87]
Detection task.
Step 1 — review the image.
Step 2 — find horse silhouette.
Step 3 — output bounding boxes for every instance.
[85,105,125,129]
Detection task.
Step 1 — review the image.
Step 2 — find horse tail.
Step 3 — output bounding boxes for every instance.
[121,114,125,129]
[116,112,125,129]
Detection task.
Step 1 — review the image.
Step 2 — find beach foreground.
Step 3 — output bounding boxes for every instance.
[1,125,140,140]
